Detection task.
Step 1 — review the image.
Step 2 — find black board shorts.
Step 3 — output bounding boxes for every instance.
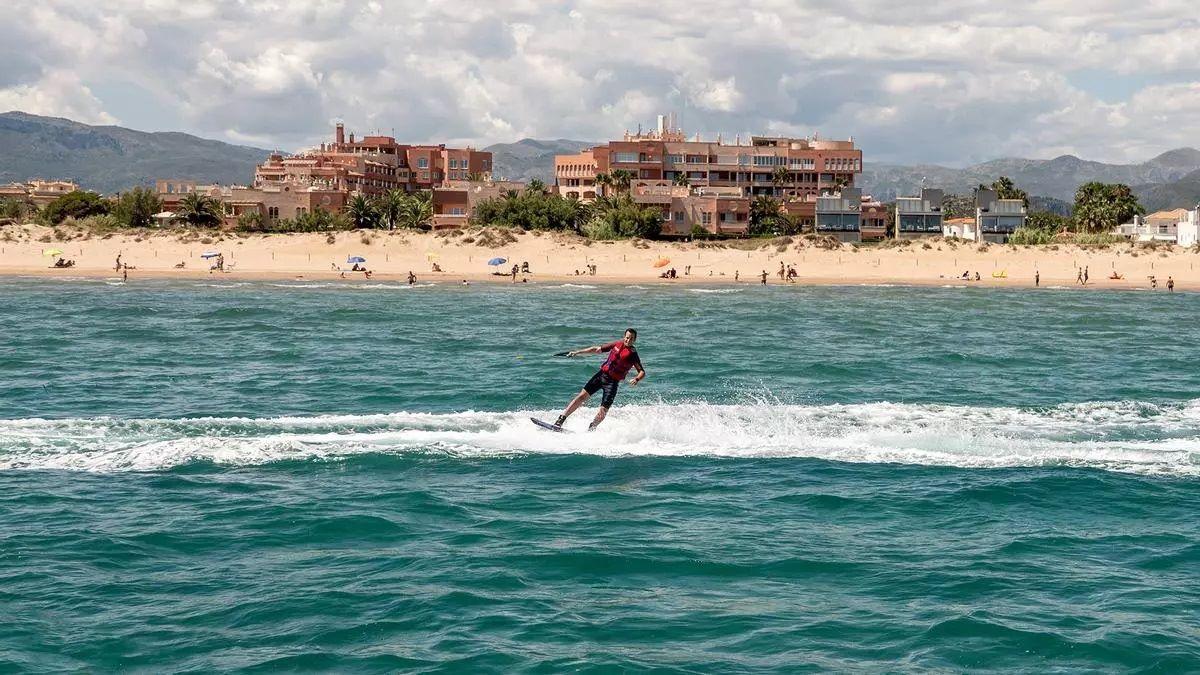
[583,370,620,408]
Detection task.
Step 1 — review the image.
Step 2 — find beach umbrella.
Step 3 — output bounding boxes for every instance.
[347,256,367,264]
[200,251,221,259]
[487,257,507,266]
[42,248,63,257]
[653,257,671,268]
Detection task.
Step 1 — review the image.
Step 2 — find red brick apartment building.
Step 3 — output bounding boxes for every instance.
[157,123,497,227]
[554,114,863,236]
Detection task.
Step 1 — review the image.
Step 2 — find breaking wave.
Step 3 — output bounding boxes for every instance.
[2,400,1199,475]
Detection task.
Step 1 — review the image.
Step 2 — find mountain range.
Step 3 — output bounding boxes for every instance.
[2,111,1199,213]
[0,111,270,194]
[862,148,1200,207]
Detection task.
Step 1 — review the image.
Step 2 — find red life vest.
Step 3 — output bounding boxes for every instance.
[600,342,638,381]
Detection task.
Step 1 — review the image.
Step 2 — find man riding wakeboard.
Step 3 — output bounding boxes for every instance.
[554,328,645,431]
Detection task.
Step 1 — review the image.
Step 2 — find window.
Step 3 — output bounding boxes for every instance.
[721,212,736,222]
[297,207,307,216]
[701,212,712,225]
[613,152,638,163]
[753,155,786,166]
[449,159,458,169]
[450,207,466,215]
[668,154,684,164]
[268,206,279,220]
[674,211,684,222]
[421,171,429,180]
[417,158,429,168]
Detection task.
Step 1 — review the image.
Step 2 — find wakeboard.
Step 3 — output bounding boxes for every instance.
[530,417,569,433]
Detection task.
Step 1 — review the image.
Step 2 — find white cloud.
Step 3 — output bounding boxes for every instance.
[0,71,116,125]
[1,0,1199,165]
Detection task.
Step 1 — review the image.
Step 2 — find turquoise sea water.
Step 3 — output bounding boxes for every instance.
[2,277,1198,672]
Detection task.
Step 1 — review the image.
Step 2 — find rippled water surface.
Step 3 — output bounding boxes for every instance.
[2,278,1198,672]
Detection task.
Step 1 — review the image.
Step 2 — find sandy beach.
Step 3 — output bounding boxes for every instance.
[1,224,1196,290]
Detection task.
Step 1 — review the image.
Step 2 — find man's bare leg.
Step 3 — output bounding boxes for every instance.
[556,390,590,426]
[588,406,609,431]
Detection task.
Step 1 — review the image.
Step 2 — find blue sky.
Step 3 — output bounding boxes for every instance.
[2,0,1199,166]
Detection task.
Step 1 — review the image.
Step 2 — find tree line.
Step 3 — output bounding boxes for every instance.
[3,174,1153,243]
[939,176,1144,237]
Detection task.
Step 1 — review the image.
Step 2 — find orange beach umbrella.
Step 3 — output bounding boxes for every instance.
[653,257,670,268]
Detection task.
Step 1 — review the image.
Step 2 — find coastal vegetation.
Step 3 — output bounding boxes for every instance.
[112,187,162,229]
[42,191,109,225]
[0,173,1160,250]
[471,185,661,240]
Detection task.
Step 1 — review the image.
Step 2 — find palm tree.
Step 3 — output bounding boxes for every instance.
[593,172,612,197]
[375,189,406,230]
[347,193,378,229]
[772,166,791,196]
[750,195,783,236]
[672,173,690,187]
[610,169,635,195]
[398,191,433,230]
[526,178,547,194]
[178,192,224,228]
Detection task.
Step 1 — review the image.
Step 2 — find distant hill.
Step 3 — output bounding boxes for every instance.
[1134,168,1200,212]
[5,110,1198,213]
[862,149,1200,204]
[0,111,269,194]
[483,138,594,183]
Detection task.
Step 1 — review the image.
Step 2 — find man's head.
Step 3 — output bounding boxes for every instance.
[623,328,638,345]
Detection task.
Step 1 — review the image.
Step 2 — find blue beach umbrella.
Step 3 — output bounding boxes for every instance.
[200,251,221,258]
[347,256,367,264]
[487,257,507,266]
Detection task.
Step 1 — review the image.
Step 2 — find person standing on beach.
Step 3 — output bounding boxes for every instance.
[778,262,785,280]
[115,254,122,272]
[122,265,128,282]
[1035,270,1040,287]
[408,271,416,285]
[1084,266,1089,285]
[1077,268,1083,285]
[1168,276,1175,292]
[554,328,645,431]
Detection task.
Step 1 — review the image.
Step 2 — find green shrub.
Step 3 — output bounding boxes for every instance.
[1009,227,1054,245]
[42,191,110,225]
[582,220,619,240]
[1068,232,1123,246]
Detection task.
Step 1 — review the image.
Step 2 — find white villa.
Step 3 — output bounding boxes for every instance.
[1115,207,1200,246]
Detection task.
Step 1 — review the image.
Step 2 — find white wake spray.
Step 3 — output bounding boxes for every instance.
[1,400,1198,475]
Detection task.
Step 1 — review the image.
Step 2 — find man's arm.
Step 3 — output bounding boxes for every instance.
[567,341,617,358]
[566,344,604,357]
[630,353,645,385]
